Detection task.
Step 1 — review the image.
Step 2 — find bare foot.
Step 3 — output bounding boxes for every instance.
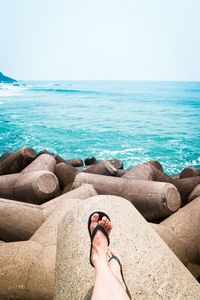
[90,213,112,266]
[108,248,126,291]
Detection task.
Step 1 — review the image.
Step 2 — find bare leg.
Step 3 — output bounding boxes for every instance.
[108,248,127,291]
[90,213,130,300]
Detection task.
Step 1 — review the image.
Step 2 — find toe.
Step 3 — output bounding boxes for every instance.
[91,213,99,223]
[105,219,110,231]
[108,222,112,234]
[100,217,107,228]
[90,213,99,232]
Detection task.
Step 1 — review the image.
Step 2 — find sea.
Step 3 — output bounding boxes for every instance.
[0,80,199,174]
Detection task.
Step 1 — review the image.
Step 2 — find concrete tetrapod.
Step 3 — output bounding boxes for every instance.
[37,149,66,164]
[0,173,20,199]
[122,163,200,203]
[188,184,200,202]
[0,184,97,241]
[123,162,155,180]
[0,170,60,203]
[152,196,200,267]
[21,154,56,174]
[180,167,200,179]
[65,158,83,167]
[0,193,85,300]
[13,170,60,204]
[0,154,58,201]
[85,160,118,176]
[55,162,78,192]
[54,195,200,300]
[72,172,181,221]
[0,146,37,175]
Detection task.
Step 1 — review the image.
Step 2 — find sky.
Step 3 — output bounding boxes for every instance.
[0,0,200,81]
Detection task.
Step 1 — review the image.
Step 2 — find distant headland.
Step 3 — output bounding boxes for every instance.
[0,72,17,83]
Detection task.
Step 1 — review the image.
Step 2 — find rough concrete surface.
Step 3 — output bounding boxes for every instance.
[55,195,200,300]
[153,196,200,265]
[73,172,181,221]
[0,184,97,241]
[0,194,87,299]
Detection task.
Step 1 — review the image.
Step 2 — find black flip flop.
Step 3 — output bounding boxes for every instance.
[88,211,111,267]
[109,255,132,299]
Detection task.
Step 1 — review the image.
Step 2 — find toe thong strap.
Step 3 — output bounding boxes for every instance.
[91,224,110,245]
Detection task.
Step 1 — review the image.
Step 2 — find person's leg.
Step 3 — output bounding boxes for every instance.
[108,248,127,290]
[90,213,130,300]
[108,248,132,299]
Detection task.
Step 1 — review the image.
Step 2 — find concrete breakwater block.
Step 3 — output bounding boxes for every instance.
[38,149,66,164]
[123,162,155,180]
[84,156,97,166]
[152,196,200,267]
[0,154,58,203]
[180,167,200,179]
[0,146,37,175]
[0,170,60,203]
[72,173,181,221]
[21,154,56,174]
[0,184,97,241]
[109,159,124,169]
[55,195,200,300]
[85,160,118,176]
[43,184,97,219]
[188,184,200,202]
[0,186,96,299]
[176,177,200,203]
[0,198,44,242]
[0,240,55,300]
[65,158,83,167]
[0,173,20,199]
[13,170,60,204]
[123,162,200,203]
[55,162,78,192]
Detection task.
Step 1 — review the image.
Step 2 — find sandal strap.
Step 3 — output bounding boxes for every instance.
[108,255,132,299]
[91,224,110,245]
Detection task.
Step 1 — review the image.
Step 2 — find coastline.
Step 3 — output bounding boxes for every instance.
[0,146,199,298]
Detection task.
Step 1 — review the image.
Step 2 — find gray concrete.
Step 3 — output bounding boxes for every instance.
[188,184,200,202]
[0,170,60,204]
[122,163,200,203]
[0,154,58,202]
[122,163,154,180]
[13,170,60,204]
[85,160,118,176]
[180,167,200,178]
[55,195,200,300]
[65,158,83,167]
[0,184,97,241]
[21,154,56,174]
[0,187,97,299]
[0,198,44,242]
[152,196,200,266]
[73,172,181,221]
[0,146,36,175]
[0,173,20,199]
[176,176,200,203]
[55,162,78,192]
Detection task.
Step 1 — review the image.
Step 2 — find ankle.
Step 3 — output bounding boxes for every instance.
[92,254,109,269]
[92,249,107,265]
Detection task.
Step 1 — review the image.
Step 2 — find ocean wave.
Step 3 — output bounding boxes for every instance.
[29,87,102,95]
[0,83,27,97]
[28,86,123,97]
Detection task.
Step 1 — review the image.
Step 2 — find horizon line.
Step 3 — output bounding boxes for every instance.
[16,79,200,83]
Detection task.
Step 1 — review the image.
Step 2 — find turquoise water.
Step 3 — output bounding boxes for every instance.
[0,81,199,174]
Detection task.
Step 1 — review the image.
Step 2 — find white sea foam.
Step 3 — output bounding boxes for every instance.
[0,83,27,97]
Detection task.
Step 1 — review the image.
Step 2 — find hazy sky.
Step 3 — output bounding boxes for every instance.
[1,0,200,80]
